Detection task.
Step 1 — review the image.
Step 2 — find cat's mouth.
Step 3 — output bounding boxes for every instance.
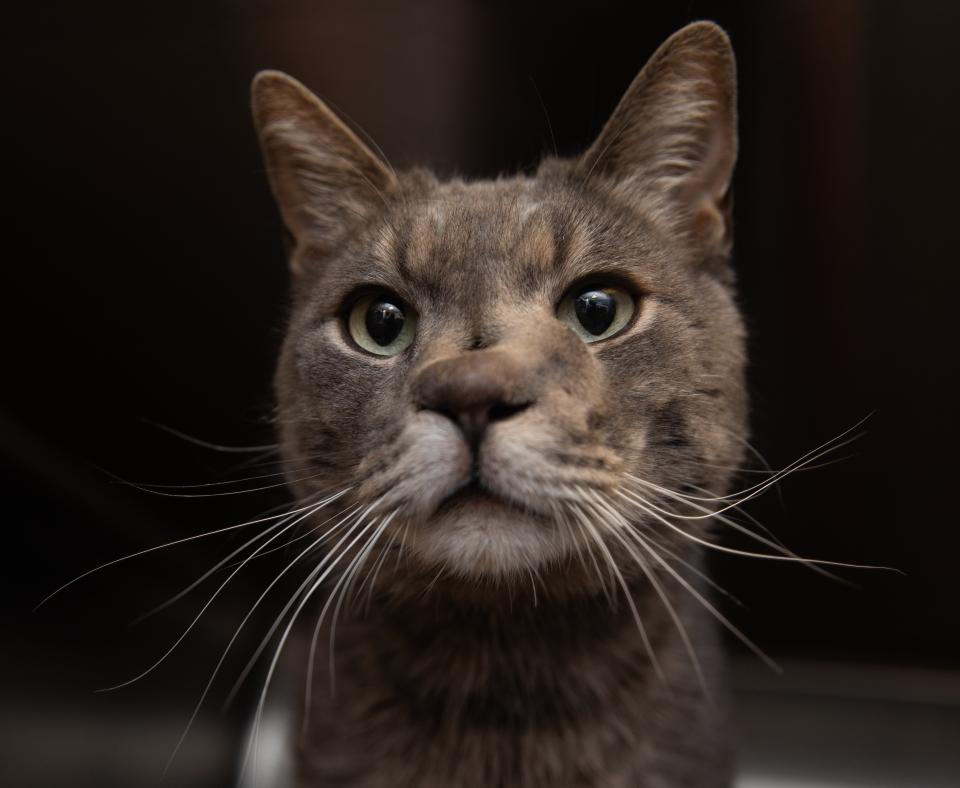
[401,469,569,580]
[434,478,528,518]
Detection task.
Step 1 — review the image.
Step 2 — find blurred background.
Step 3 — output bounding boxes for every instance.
[3,1,959,786]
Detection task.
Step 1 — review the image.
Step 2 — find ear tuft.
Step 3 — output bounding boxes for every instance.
[577,21,738,258]
[251,70,396,271]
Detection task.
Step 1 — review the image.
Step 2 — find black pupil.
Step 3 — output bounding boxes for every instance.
[365,300,405,346]
[574,290,616,336]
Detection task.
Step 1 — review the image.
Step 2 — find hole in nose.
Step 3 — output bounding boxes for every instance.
[436,401,534,452]
[488,401,532,423]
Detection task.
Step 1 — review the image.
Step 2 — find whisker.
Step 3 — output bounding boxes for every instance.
[357,523,401,616]
[162,500,368,779]
[565,506,616,606]
[713,423,777,474]
[688,484,787,545]
[646,534,746,609]
[100,491,350,693]
[218,504,357,571]
[628,415,873,506]
[102,466,327,499]
[681,454,856,476]
[298,517,379,736]
[34,496,339,611]
[220,449,332,473]
[323,512,397,703]
[420,563,448,599]
[586,490,705,690]
[119,460,331,490]
[395,521,411,570]
[635,482,849,583]
[617,488,890,571]
[141,419,278,453]
[240,508,391,780]
[629,526,781,674]
[569,503,665,685]
[136,491,355,625]
[221,497,386,710]
[132,496,325,625]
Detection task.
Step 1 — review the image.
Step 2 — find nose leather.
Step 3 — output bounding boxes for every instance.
[412,350,533,448]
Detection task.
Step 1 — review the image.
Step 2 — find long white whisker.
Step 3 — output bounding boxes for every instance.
[627,416,871,506]
[630,526,781,674]
[240,509,389,781]
[527,566,539,608]
[616,490,877,569]
[420,563,448,599]
[301,514,380,735]
[569,503,665,684]
[626,432,864,516]
[396,521,411,571]
[123,460,336,490]
[322,512,397,706]
[140,420,278,454]
[586,490,705,690]
[358,522,401,616]
[35,496,341,611]
[221,497,387,710]
[645,534,745,608]
[689,483,788,547]
[639,481,848,583]
[133,491,339,624]
[101,491,350,693]
[566,506,616,606]
[617,488,889,571]
[103,466,328,499]
[620,487,892,572]
[159,500,363,779]
[218,504,356,571]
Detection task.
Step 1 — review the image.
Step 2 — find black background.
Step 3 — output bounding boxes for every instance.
[3,1,959,786]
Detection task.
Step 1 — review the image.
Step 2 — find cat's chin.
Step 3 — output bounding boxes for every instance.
[404,487,570,580]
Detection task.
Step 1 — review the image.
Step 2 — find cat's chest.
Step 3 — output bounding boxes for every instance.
[291,597,731,788]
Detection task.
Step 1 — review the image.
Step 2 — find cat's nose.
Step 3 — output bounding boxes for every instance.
[412,351,533,449]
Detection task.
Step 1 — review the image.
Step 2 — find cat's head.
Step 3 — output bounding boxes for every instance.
[252,22,747,597]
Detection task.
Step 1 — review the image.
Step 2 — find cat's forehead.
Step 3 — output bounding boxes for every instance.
[389,178,572,292]
[311,173,677,322]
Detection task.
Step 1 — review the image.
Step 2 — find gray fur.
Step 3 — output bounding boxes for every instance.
[252,21,744,788]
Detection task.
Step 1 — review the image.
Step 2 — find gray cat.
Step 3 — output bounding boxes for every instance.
[252,20,745,787]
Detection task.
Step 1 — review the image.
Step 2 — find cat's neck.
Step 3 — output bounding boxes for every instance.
[296,581,733,787]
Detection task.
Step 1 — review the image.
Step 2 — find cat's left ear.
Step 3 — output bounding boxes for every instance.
[576,21,737,259]
[251,71,396,273]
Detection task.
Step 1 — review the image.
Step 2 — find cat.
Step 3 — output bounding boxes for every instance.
[251,20,745,788]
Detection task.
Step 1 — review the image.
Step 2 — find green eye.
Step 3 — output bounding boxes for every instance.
[348,292,417,356]
[557,284,635,342]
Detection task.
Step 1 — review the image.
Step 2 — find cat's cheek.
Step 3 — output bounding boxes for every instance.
[619,426,651,473]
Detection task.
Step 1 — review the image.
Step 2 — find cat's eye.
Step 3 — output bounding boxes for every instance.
[347,292,417,356]
[557,283,635,342]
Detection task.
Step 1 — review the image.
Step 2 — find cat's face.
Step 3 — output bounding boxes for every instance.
[255,22,746,593]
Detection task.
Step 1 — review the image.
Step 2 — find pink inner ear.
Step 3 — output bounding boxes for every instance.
[687,196,729,253]
[671,121,736,254]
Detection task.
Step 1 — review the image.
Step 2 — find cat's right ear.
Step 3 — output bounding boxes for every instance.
[251,71,396,273]
[575,22,737,260]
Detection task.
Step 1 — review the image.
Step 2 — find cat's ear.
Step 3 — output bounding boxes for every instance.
[577,22,737,258]
[251,71,396,272]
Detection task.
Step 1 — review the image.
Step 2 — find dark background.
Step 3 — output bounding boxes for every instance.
[3,1,958,786]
